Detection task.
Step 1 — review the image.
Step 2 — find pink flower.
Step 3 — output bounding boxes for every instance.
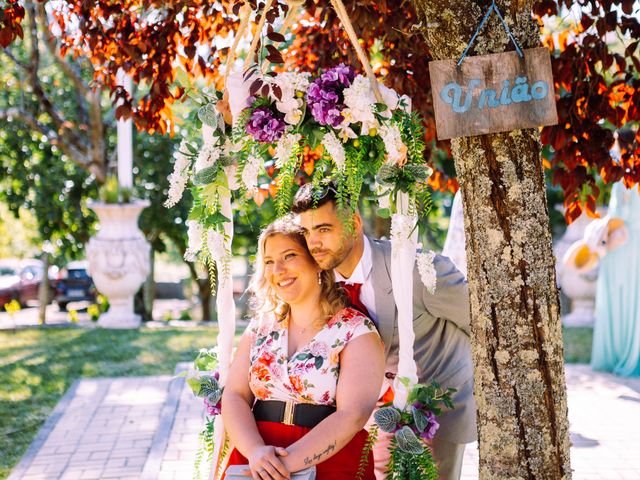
[309,341,329,358]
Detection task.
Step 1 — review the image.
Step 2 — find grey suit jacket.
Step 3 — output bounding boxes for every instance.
[369,237,477,444]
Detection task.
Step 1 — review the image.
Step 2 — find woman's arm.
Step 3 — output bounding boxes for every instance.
[221,331,289,480]
[282,331,385,472]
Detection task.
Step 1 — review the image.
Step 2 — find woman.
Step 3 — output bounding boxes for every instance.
[221,219,385,480]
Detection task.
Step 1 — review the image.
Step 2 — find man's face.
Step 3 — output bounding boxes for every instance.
[296,202,357,270]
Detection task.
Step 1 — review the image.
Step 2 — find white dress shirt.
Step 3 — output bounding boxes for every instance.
[334,237,378,324]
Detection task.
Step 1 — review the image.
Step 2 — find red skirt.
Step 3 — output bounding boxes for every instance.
[222,421,375,480]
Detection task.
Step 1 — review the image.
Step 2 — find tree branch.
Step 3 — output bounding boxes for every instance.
[0,107,57,140]
[0,48,29,70]
[23,3,64,130]
[0,106,103,182]
[35,3,90,99]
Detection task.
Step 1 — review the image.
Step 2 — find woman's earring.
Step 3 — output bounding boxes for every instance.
[317,271,322,285]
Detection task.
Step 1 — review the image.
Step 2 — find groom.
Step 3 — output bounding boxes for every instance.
[292,182,476,480]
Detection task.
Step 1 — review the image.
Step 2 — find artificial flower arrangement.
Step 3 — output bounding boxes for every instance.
[372,379,456,480]
[178,347,224,479]
[165,63,434,268]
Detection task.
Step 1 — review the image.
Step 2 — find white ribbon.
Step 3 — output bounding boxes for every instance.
[390,192,419,409]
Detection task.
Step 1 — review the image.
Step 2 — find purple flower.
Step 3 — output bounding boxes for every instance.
[204,397,222,416]
[418,411,440,440]
[319,64,355,88]
[246,106,286,142]
[306,64,355,127]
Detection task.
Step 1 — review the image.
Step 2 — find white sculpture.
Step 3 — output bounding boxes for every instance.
[555,209,602,327]
[86,200,151,328]
[560,212,629,328]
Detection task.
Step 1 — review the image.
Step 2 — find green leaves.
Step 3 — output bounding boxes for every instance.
[198,103,220,127]
[193,166,218,185]
[374,406,402,433]
[395,426,424,455]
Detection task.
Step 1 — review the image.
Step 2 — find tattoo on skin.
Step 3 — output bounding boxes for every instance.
[303,442,336,465]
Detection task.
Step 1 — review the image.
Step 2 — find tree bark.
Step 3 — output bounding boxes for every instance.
[410,1,572,478]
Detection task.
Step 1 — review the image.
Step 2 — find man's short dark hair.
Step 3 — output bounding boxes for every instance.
[291,181,340,214]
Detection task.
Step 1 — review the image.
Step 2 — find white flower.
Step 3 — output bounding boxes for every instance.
[274,133,301,169]
[164,144,191,208]
[164,172,188,208]
[184,220,204,261]
[272,73,309,125]
[207,229,228,263]
[321,131,346,172]
[343,75,377,130]
[390,213,415,244]
[242,155,261,193]
[195,144,221,172]
[417,251,437,294]
[378,83,401,116]
[379,124,407,166]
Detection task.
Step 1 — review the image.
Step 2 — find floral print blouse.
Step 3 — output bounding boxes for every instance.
[248,307,378,406]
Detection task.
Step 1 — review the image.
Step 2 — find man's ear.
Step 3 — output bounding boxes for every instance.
[352,211,363,235]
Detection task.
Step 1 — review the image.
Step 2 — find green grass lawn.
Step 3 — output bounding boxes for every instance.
[0,325,594,479]
[0,326,219,480]
[562,326,593,364]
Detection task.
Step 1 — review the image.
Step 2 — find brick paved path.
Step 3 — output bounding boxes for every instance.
[9,365,640,480]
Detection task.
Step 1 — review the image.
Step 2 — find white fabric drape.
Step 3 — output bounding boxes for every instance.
[390,192,419,409]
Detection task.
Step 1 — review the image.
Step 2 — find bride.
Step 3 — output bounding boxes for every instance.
[221,218,384,479]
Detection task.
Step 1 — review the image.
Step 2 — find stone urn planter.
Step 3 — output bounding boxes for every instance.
[86,200,151,328]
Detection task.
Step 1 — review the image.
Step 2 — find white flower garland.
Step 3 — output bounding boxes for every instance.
[321,131,346,172]
[416,250,437,294]
[207,229,228,264]
[184,220,204,261]
[194,144,221,172]
[164,144,191,208]
[242,155,261,193]
[274,133,301,169]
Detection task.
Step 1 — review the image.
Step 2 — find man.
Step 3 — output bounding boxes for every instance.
[292,182,476,480]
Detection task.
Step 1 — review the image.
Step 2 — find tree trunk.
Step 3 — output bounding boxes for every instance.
[144,248,155,320]
[186,259,213,322]
[198,277,213,322]
[410,1,572,478]
[38,250,49,325]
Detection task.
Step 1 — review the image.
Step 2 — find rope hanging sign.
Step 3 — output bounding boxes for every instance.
[429,1,558,140]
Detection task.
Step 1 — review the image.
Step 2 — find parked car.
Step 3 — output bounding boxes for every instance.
[0,259,48,307]
[52,261,97,311]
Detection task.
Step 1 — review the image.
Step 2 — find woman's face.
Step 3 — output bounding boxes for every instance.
[263,233,321,306]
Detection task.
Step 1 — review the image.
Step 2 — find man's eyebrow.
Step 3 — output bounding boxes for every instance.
[312,223,333,230]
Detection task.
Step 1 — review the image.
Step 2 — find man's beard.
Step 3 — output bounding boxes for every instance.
[311,243,350,270]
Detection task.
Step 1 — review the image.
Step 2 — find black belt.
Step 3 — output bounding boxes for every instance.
[253,400,336,428]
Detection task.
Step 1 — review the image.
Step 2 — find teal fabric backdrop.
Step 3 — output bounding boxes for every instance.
[591,182,640,376]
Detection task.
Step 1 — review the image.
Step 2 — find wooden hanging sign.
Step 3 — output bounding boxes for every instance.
[429,47,558,140]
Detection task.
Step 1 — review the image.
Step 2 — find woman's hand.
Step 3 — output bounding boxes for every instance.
[248,445,290,480]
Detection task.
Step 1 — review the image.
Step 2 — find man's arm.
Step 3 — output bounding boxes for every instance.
[417,254,471,335]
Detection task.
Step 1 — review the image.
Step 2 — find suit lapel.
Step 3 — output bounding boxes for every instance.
[368,237,395,358]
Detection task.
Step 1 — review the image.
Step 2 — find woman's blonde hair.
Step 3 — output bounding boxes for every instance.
[248,217,346,322]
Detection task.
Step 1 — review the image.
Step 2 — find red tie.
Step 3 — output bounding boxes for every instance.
[339,282,371,318]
